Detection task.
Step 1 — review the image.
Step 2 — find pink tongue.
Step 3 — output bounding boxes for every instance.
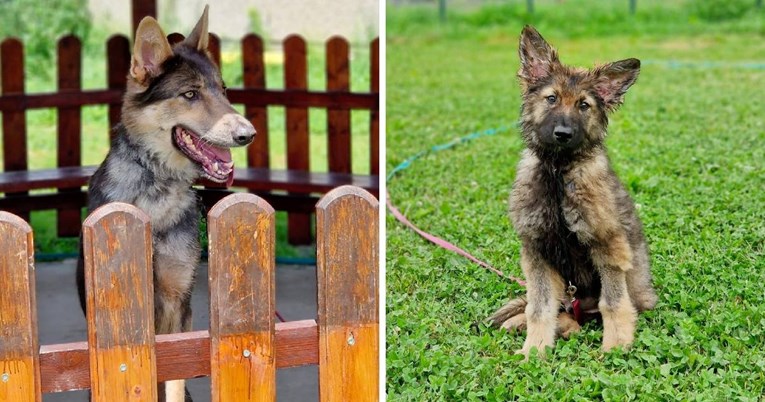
[205,144,232,163]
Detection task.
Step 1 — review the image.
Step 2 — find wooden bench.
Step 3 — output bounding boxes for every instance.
[0,33,379,244]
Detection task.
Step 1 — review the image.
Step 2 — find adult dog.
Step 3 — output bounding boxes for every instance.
[76,6,254,400]
[488,26,657,358]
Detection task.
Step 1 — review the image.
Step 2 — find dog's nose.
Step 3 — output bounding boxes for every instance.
[553,125,573,143]
[234,123,256,145]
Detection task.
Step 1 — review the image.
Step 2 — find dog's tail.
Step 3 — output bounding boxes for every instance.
[485,296,527,328]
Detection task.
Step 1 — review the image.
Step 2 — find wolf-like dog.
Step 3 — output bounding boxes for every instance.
[487,26,657,358]
[76,6,254,400]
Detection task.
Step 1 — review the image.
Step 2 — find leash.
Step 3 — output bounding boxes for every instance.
[386,125,526,286]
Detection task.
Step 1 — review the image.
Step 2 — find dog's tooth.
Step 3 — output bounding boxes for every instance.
[212,162,219,172]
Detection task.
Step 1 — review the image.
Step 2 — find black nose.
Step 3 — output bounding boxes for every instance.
[234,129,256,145]
[553,125,573,143]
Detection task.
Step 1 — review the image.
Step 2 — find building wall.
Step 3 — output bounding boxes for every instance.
[88,0,379,43]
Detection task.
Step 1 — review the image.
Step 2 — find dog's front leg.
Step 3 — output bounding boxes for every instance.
[594,236,638,351]
[517,247,564,359]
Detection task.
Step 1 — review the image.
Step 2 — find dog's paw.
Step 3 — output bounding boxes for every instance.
[557,313,581,339]
[602,329,634,352]
[500,313,527,333]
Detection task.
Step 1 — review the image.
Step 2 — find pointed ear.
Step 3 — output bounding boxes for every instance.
[518,25,559,84]
[593,58,640,111]
[184,5,210,51]
[131,17,173,84]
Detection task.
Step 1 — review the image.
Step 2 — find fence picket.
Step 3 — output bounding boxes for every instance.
[56,35,83,237]
[327,37,352,174]
[316,186,379,401]
[209,34,221,68]
[0,212,40,402]
[370,38,380,175]
[82,203,157,401]
[243,34,270,168]
[1,39,29,222]
[107,35,130,140]
[208,193,277,401]
[284,35,312,245]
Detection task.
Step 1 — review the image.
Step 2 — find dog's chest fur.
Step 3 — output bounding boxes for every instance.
[511,151,602,298]
[88,125,202,261]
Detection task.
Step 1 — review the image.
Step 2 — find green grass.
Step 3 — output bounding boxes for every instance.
[386,5,765,400]
[0,24,374,257]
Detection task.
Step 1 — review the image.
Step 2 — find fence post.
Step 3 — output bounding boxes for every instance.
[1,39,29,222]
[208,193,276,401]
[82,203,157,401]
[0,212,41,402]
[284,35,312,245]
[370,38,379,176]
[629,0,637,14]
[327,37,352,174]
[439,0,447,22]
[243,34,270,168]
[107,35,130,141]
[526,0,534,14]
[316,186,379,401]
[56,35,83,237]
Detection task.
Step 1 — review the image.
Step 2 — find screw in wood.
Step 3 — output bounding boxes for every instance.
[1,373,8,382]
[243,349,252,358]
[347,332,355,346]
[119,363,127,372]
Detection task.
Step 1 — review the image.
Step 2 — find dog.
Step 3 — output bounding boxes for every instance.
[487,26,657,358]
[76,6,255,400]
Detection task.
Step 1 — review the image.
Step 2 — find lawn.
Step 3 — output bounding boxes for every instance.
[0,13,375,257]
[386,1,765,400]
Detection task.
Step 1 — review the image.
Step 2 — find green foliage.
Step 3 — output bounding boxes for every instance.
[690,0,754,21]
[388,0,765,39]
[387,21,765,401]
[0,0,91,77]
[248,7,268,44]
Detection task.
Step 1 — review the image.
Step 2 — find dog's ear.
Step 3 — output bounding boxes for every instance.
[593,58,640,111]
[184,5,210,51]
[518,25,559,85]
[131,17,173,85]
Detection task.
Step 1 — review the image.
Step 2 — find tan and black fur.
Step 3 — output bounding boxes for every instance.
[488,26,657,357]
[76,7,255,401]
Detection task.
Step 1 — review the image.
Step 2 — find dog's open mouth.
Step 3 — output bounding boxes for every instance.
[172,126,234,186]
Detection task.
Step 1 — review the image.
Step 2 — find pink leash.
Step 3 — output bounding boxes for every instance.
[386,190,526,286]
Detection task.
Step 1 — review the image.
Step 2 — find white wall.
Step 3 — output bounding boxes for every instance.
[88,0,379,43]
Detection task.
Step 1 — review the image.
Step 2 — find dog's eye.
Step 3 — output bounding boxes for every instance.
[579,101,590,111]
[546,95,557,104]
[182,90,198,100]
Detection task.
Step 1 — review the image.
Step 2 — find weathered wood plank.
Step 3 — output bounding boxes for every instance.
[208,193,276,401]
[0,212,41,401]
[82,203,157,401]
[56,35,83,237]
[327,37,352,174]
[370,38,380,175]
[39,321,318,393]
[107,35,130,140]
[0,88,376,111]
[242,34,270,168]
[316,186,379,401]
[1,38,29,222]
[284,35,312,245]
[132,0,157,36]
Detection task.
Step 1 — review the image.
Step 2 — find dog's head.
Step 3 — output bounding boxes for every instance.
[123,6,255,186]
[517,26,639,156]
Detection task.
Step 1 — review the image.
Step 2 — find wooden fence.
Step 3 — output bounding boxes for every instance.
[0,32,379,244]
[0,185,379,401]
